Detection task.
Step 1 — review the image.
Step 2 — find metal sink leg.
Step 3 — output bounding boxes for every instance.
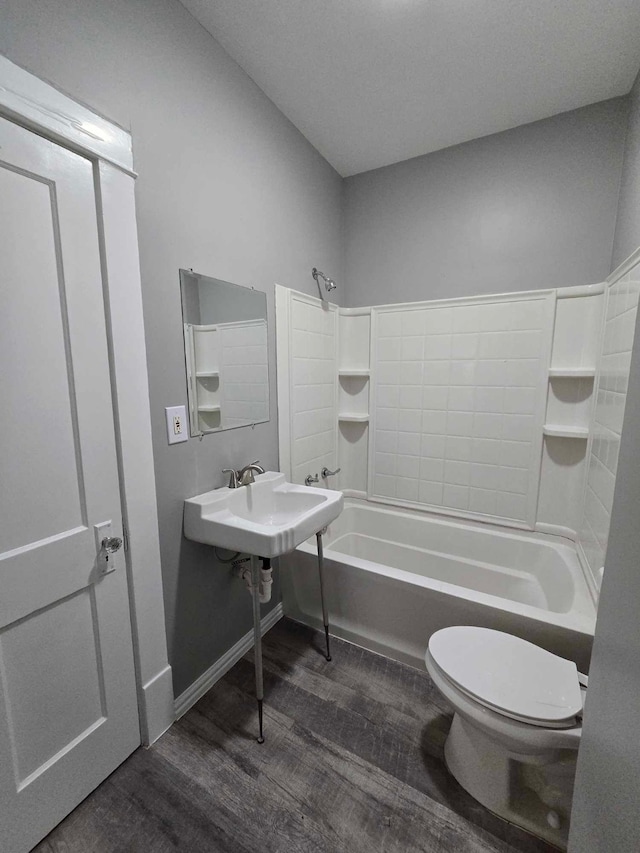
[250,554,265,743]
[316,531,332,661]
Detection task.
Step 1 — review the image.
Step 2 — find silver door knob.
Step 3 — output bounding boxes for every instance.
[101,536,123,553]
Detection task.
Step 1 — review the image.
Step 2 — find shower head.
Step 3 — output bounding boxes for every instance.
[312,267,337,294]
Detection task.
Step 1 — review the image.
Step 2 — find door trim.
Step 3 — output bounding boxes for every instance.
[0,56,133,174]
[0,55,173,745]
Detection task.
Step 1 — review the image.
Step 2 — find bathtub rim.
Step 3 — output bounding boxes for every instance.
[297,498,596,639]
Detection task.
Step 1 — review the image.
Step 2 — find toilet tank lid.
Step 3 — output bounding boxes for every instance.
[428,627,582,724]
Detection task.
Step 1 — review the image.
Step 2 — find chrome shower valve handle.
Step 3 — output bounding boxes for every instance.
[321,466,341,479]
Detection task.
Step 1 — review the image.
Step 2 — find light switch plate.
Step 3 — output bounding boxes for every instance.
[166,405,188,444]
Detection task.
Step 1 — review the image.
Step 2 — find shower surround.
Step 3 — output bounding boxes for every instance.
[275,257,640,667]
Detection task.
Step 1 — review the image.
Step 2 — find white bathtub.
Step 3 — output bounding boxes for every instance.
[280,499,596,672]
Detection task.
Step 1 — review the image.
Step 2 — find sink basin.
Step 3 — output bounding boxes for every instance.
[183,471,344,558]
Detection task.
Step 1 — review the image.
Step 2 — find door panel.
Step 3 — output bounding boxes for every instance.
[1,588,105,785]
[0,165,84,551]
[0,117,140,853]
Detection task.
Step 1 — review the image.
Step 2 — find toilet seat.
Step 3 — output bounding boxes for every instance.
[428,627,583,728]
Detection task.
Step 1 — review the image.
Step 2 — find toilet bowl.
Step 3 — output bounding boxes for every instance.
[425,626,585,849]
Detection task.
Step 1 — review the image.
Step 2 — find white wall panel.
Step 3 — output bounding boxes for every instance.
[219,319,268,427]
[286,292,338,485]
[369,293,554,526]
[578,263,640,589]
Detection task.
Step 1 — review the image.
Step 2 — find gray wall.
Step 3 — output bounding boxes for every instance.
[568,305,640,852]
[611,68,640,270]
[344,99,628,307]
[568,69,640,853]
[0,0,343,696]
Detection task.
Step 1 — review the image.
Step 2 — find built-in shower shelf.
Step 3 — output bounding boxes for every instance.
[198,405,221,412]
[543,424,589,439]
[196,370,220,378]
[338,369,370,378]
[548,368,596,378]
[338,413,369,423]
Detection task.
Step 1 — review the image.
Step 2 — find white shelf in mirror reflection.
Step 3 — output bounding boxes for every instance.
[339,413,369,423]
[196,371,220,378]
[198,405,221,412]
[543,425,589,439]
[338,369,370,378]
[548,368,596,378]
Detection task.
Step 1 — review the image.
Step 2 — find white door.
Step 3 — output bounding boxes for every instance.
[0,117,140,852]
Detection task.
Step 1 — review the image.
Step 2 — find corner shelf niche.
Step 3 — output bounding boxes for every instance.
[543,372,594,441]
[188,323,223,434]
[537,286,604,536]
[338,309,371,495]
[338,374,369,417]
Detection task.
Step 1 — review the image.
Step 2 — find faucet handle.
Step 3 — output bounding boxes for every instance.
[222,468,238,489]
[305,473,320,486]
[321,466,341,479]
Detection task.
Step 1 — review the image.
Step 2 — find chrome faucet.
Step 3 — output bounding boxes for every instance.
[223,460,265,488]
[238,461,265,486]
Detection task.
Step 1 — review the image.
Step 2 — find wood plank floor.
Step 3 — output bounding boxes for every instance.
[35,619,557,853]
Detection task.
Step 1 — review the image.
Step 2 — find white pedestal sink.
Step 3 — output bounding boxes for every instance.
[183,471,343,743]
[184,471,343,558]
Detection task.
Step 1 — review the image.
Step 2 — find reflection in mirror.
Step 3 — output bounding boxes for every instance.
[179,269,269,436]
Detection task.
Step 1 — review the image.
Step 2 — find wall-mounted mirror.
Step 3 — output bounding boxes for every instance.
[179,269,269,436]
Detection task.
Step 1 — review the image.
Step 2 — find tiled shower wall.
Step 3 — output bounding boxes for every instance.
[288,293,338,485]
[578,263,640,587]
[370,294,554,526]
[279,281,639,568]
[219,320,268,427]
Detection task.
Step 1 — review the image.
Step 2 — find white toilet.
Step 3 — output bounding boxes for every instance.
[425,626,586,849]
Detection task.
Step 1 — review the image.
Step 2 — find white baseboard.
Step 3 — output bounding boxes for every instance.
[140,664,175,746]
[173,602,284,720]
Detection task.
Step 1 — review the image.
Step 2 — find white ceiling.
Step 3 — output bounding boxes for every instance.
[181,0,640,177]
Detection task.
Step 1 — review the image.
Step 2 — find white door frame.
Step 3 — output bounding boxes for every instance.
[0,55,173,745]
